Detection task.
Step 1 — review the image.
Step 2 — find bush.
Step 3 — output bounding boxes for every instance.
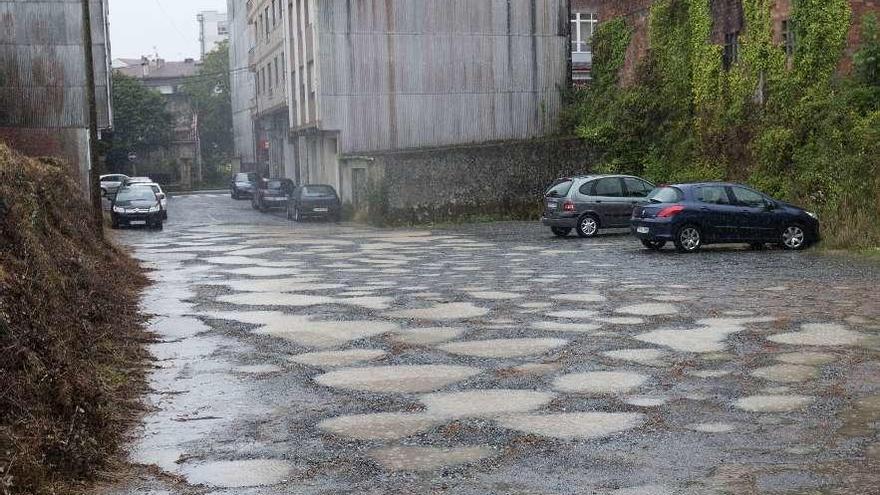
[0,144,148,494]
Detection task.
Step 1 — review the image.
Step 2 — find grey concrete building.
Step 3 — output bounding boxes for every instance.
[0,0,113,194]
[228,0,257,171]
[198,10,230,59]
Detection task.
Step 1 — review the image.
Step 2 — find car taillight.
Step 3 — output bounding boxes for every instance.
[563,201,576,212]
[657,205,685,218]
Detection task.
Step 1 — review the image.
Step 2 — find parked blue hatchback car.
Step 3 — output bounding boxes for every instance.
[631,183,821,252]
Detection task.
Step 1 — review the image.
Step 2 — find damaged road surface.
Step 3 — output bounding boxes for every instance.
[101,193,880,494]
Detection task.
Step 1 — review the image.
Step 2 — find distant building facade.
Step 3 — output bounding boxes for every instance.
[0,0,113,194]
[227,0,257,171]
[198,10,230,59]
[231,0,569,204]
[114,58,202,188]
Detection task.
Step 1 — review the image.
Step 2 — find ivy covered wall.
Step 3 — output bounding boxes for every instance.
[565,0,880,249]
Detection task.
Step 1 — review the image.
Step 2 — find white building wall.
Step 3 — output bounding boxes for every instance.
[198,10,229,58]
[227,0,256,166]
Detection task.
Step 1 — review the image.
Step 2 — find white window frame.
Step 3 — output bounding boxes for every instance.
[571,12,598,56]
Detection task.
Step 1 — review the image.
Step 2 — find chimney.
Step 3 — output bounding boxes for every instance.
[185,58,195,63]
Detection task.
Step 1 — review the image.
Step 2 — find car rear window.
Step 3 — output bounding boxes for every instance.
[236,173,256,181]
[545,179,573,198]
[647,187,683,203]
[302,186,336,197]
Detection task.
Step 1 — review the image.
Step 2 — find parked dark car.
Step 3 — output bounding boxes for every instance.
[288,185,341,222]
[230,172,258,199]
[253,178,294,212]
[631,183,820,252]
[541,175,656,238]
[110,186,164,230]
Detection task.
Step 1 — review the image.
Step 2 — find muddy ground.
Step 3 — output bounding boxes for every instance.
[94,192,880,495]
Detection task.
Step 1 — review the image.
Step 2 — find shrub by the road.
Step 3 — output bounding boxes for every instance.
[566,2,880,250]
[0,144,148,494]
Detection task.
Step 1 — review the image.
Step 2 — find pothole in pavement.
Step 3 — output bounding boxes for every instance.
[204,278,342,292]
[635,317,775,353]
[546,310,600,319]
[615,303,679,316]
[624,396,669,407]
[602,349,668,367]
[221,267,302,277]
[385,302,490,320]
[767,323,870,347]
[552,293,607,303]
[392,327,467,345]
[232,364,284,374]
[290,349,387,367]
[609,485,675,495]
[775,351,837,365]
[318,413,441,440]
[553,371,650,394]
[686,422,736,433]
[437,338,569,358]
[734,395,816,412]
[595,317,646,325]
[750,364,818,383]
[420,389,557,418]
[368,446,495,472]
[498,412,646,439]
[466,291,523,300]
[314,365,483,393]
[179,459,293,488]
[217,292,394,310]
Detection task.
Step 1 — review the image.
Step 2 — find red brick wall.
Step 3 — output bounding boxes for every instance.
[843,0,880,73]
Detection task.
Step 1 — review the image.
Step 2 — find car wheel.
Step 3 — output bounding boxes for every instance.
[575,214,600,238]
[231,190,238,200]
[641,239,667,251]
[674,225,702,253]
[780,224,808,250]
[551,227,572,237]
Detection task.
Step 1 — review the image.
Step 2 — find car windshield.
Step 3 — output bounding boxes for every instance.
[648,187,683,203]
[545,179,573,198]
[302,186,336,197]
[115,188,156,203]
[235,173,256,182]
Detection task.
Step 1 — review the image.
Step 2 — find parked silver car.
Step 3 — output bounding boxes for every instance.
[100,174,129,197]
[541,174,655,238]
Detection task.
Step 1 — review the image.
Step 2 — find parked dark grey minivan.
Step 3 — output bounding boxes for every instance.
[541,175,655,237]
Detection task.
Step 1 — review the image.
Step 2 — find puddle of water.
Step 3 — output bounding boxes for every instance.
[315,365,483,393]
[232,364,283,374]
[734,395,816,412]
[318,412,440,440]
[635,318,773,353]
[222,267,302,277]
[420,389,556,418]
[615,303,679,316]
[553,371,649,394]
[688,370,731,378]
[595,317,646,325]
[750,364,817,383]
[205,278,341,292]
[553,293,607,303]
[369,446,494,472]
[768,323,868,347]
[519,302,555,309]
[687,422,735,433]
[499,412,646,439]
[386,302,490,320]
[546,310,600,319]
[624,396,669,407]
[437,338,569,358]
[531,321,602,333]
[510,363,563,375]
[393,327,466,345]
[290,349,386,367]
[602,349,668,367]
[775,351,837,365]
[609,485,675,495]
[218,292,394,310]
[180,459,293,488]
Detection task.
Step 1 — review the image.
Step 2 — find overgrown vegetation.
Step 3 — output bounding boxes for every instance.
[105,73,174,173]
[566,0,880,249]
[0,144,149,494]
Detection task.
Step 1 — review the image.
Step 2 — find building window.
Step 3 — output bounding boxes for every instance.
[782,19,796,57]
[275,56,280,86]
[267,62,273,90]
[258,14,263,43]
[218,22,228,36]
[723,31,740,69]
[571,12,598,79]
[272,0,277,26]
[264,7,270,39]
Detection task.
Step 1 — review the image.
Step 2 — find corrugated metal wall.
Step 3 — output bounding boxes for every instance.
[0,0,111,192]
[315,0,568,154]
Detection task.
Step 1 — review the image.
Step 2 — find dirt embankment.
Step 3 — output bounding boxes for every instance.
[0,144,149,495]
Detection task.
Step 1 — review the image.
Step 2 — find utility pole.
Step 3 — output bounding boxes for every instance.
[82,0,103,232]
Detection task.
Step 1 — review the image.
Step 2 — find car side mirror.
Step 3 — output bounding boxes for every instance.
[764,201,776,211]
[157,193,166,200]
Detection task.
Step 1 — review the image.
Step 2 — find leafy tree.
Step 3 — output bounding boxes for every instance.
[854,14,880,87]
[106,73,173,171]
[183,42,234,183]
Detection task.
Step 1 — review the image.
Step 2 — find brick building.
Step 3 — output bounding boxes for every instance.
[570,0,880,83]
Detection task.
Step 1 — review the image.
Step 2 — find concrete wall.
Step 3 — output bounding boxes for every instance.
[228,0,256,167]
[315,0,570,155]
[359,138,597,223]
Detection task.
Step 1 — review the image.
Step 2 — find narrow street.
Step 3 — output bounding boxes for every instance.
[104,193,880,494]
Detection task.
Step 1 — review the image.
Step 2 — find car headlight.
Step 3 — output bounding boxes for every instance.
[149,205,160,213]
[806,211,819,220]
[112,206,125,213]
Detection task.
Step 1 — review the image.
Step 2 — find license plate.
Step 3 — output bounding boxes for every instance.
[130,220,147,225]
[637,226,650,234]
[547,202,558,209]
[314,207,329,213]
